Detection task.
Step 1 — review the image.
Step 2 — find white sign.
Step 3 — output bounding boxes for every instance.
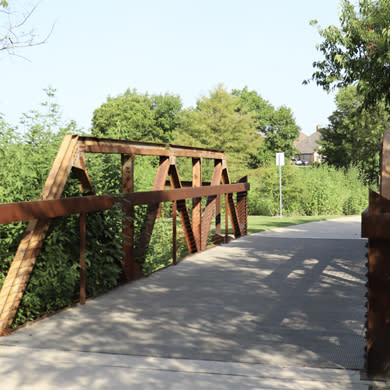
[276,152,285,166]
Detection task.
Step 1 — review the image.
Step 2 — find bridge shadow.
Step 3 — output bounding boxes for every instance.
[2,235,367,386]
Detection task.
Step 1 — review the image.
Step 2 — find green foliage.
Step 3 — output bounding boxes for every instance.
[0,90,128,326]
[319,86,389,184]
[1,84,370,330]
[299,165,346,215]
[0,89,190,327]
[233,87,300,167]
[308,1,390,186]
[246,215,340,235]
[0,90,82,313]
[92,89,182,142]
[174,84,261,179]
[248,164,368,216]
[248,165,303,216]
[307,0,390,108]
[142,215,173,275]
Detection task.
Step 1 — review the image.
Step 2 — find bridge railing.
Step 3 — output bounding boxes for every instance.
[362,131,390,379]
[0,135,249,335]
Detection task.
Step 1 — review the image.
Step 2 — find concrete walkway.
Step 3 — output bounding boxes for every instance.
[0,216,377,389]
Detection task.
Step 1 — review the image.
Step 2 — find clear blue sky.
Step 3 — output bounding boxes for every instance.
[1,0,341,135]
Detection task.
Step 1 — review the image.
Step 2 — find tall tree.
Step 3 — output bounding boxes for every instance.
[320,85,390,183]
[174,85,261,176]
[233,87,300,167]
[92,89,182,143]
[306,0,390,108]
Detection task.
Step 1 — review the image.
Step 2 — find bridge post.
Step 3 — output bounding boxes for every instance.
[237,176,248,236]
[362,131,390,379]
[121,154,137,281]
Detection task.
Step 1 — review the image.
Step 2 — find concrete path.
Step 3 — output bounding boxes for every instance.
[255,215,362,239]
[0,216,376,389]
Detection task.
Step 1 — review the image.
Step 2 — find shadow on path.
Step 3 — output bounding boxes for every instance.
[3,235,367,374]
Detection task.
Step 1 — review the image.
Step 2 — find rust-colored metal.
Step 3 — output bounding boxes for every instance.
[74,152,92,305]
[362,191,390,239]
[200,160,223,250]
[72,152,94,193]
[136,156,171,272]
[121,154,136,281]
[192,158,202,251]
[222,166,242,238]
[80,212,86,305]
[168,163,197,254]
[236,176,248,236]
[0,134,79,335]
[225,194,229,243]
[362,131,390,379]
[380,132,390,199]
[78,136,225,160]
[0,134,250,334]
[0,183,249,225]
[215,195,221,235]
[363,191,390,378]
[172,201,177,265]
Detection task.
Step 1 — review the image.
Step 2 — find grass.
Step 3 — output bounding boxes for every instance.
[247,215,343,235]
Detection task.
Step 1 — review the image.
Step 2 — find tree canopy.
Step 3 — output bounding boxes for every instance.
[173,85,261,176]
[320,85,390,182]
[92,89,182,143]
[233,87,300,167]
[307,0,390,108]
[92,85,300,176]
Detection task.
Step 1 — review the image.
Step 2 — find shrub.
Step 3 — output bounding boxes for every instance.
[248,165,304,216]
[248,163,368,216]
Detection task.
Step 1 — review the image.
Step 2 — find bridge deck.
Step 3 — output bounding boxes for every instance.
[1,216,374,389]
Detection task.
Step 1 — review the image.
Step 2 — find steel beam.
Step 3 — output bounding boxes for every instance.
[381,132,390,199]
[222,167,242,238]
[169,164,197,254]
[136,157,170,270]
[0,134,79,335]
[0,183,249,225]
[121,154,137,281]
[192,158,202,251]
[236,176,248,236]
[200,160,222,250]
[78,136,225,160]
[0,134,251,335]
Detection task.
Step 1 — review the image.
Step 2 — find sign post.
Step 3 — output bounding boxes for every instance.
[276,152,285,218]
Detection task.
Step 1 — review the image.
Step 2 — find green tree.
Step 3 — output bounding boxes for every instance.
[320,85,390,183]
[233,87,300,167]
[174,84,261,177]
[92,89,182,143]
[307,0,390,108]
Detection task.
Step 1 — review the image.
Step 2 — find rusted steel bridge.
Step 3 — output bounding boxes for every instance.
[3,132,390,384]
[0,135,249,336]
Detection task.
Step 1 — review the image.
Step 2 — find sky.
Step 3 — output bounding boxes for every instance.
[1,0,342,135]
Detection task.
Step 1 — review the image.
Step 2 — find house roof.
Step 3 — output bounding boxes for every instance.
[294,131,321,154]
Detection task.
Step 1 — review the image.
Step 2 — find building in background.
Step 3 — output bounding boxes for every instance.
[293,127,322,164]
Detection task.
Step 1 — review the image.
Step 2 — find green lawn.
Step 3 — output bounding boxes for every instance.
[247,215,342,235]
